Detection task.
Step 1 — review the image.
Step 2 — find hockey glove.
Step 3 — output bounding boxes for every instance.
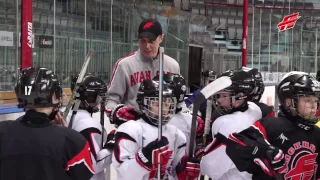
[109,104,140,127]
[103,130,116,150]
[196,116,205,138]
[135,136,171,176]
[176,155,201,180]
[253,147,285,177]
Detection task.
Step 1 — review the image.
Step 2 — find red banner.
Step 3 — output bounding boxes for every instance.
[242,0,248,67]
[21,0,33,69]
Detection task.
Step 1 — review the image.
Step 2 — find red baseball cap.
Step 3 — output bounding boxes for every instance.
[138,19,163,41]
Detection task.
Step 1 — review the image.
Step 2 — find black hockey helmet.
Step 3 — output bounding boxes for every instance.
[213,69,255,114]
[240,67,265,102]
[153,73,187,104]
[278,71,320,126]
[136,79,177,126]
[201,70,217,87]
[71,74,107,113]
[15,67,62,108]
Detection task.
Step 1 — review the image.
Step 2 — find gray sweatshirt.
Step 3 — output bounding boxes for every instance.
[106,49,180,112]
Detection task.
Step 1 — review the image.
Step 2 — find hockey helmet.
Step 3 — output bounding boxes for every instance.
[15,67,63,108]
[136,79,177,126]
[278,71,320,126]
[71,74,107,113]
[241,68,265,102]
[153,73,187,104]
[213,69,255,115]
[201,70,217,87]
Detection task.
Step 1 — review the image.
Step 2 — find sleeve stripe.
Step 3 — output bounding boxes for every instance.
[114,131,137,164]
[65,142,95,174]
[251,121,268,141]
[204,133,227,155]
[228,133,246,147]
[108,52,135,87]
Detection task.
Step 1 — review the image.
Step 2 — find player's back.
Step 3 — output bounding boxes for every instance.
[0,111,93,180]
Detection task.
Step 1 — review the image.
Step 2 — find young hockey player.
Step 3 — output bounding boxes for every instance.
[200,69,263,180]
[105,18,180,127]
[67,74,115,180]
[241,67,274,117]
[226,71,320,180]
[153,73,205,151]
[113,79,200,180]
[0,67,94,180]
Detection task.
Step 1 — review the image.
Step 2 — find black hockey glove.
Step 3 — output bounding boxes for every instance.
[253,146,285,177]
[135,136,171,176]
[226,133,285,177]
[103,130,116,150]
[109,104,141,127]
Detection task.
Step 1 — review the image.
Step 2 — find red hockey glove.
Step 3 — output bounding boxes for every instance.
[103,130,116,150]
[176,155,201,180]
[196,116,205,138]
[135,137,172,177]
[253,146,285,177]
[109,104,140,127]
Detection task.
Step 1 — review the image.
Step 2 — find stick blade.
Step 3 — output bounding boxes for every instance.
[200,76,232,99]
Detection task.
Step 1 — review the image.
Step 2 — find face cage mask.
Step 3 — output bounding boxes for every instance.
[286,94,320,125]
[82,93,104,113]
[213,90,247,115]
[141,96,177,126]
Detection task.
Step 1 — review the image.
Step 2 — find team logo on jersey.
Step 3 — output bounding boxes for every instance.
[280,141,318,180]
[277,133,289,144]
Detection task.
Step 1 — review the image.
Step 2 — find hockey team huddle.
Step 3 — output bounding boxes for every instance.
[0,18,320,180]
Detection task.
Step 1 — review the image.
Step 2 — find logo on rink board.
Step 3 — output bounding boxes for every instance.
[39,35,53,48]
[277,13,301,32]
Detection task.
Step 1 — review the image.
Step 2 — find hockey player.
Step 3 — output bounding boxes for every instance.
[0,67,94,180]
[66,74,115,180]
[225,71,320,180]
[105,18,180,127]
[200,69,263,179]
[241,67,274,117]
[153,73,205,151]
[185,70,218,119]
[113,79,200,180]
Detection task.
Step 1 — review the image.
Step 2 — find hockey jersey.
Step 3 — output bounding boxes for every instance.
[200,101,262,180]
[66,110,112,180]
[113,119,187,180]
[167,111,192,152]
[226,114,320,180]
[0,110,94,180]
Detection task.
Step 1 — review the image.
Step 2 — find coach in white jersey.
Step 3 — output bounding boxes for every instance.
[200,69,263,180]
[113,79,200,180]
[105,18,180,127]
[66,74,114,180]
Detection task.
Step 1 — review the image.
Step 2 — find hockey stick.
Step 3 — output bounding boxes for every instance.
[203,79,212,146]
[64,49,94,128]
[100,95,106,148]
[157,47,165,180]
[188,76,232,158]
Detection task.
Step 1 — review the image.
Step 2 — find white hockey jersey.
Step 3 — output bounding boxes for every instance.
[112,119,187,180]
[66,110,112,180]
[200,102,262,180]
[167,112,192,152]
